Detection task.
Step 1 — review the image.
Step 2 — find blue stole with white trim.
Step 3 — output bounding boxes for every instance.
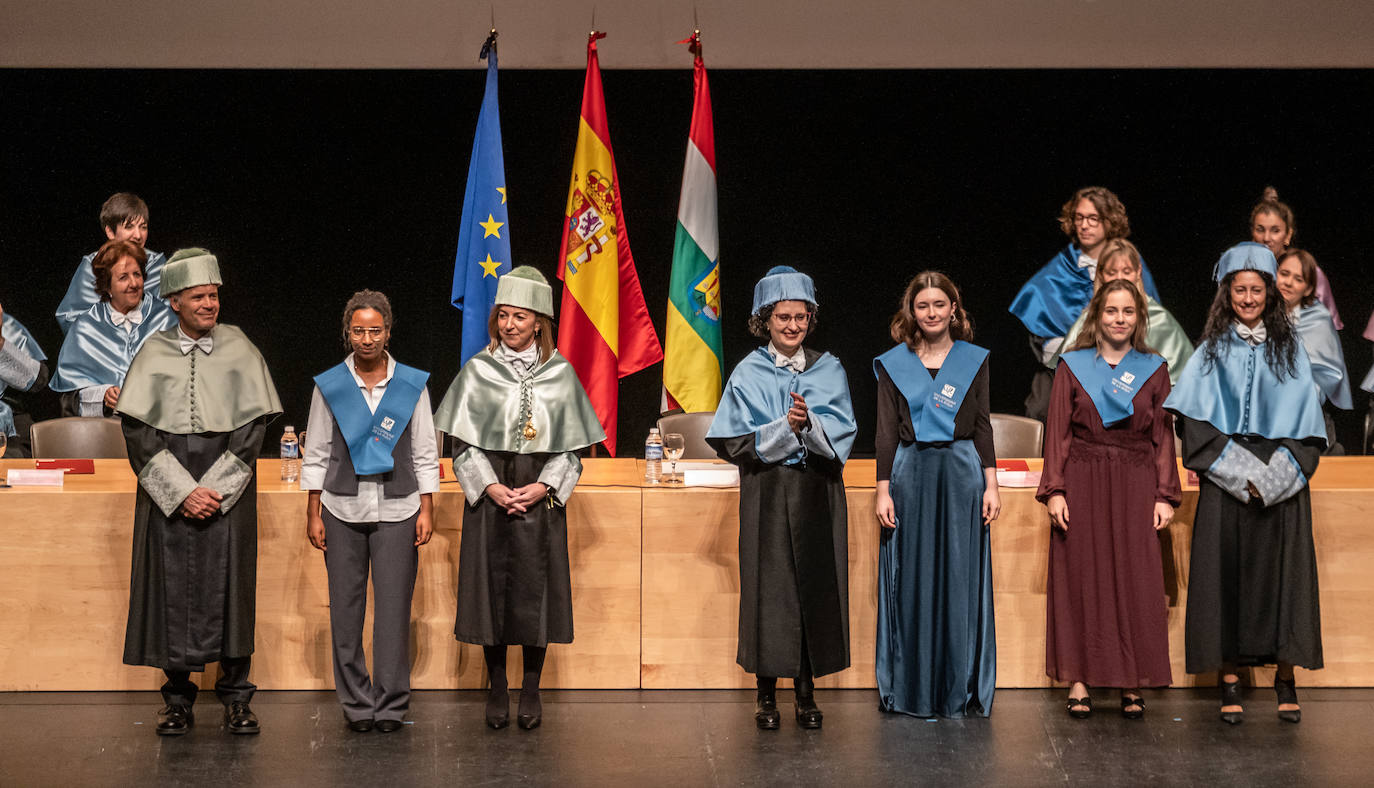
[1060,348,1164,428]
[315,361,430,476]
[874,341,988,442]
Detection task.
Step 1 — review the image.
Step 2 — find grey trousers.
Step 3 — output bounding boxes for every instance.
[322,508,419,723]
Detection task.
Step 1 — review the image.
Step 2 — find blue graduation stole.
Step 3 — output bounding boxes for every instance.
[315,361,430,476]
[874,341,988,442]
[1060,348,1164,428]
[1009,244,1164,337]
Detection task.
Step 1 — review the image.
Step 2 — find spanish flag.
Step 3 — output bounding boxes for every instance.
[557,31,663,456]
[662,31,723,414]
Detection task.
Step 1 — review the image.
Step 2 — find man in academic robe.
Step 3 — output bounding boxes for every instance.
[56,192,167,334]
[115,247,281,736]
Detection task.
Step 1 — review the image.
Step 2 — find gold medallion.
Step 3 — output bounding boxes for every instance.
[522,420,537,441]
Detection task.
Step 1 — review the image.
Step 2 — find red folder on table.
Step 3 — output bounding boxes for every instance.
[996,459,1030,472]
[35,459,95,474]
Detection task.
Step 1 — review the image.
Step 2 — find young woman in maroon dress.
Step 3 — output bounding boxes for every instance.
[1036,278,1181,719]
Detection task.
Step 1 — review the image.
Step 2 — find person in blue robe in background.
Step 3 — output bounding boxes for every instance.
[1010,186,1160,422]
[1275,248,1351,454]
[0,304,50,457]
[50,239,174,417]
[1165,242,1326,726]
[873,271,1000,718]
[55,192,167,335]
[707,265,857,731]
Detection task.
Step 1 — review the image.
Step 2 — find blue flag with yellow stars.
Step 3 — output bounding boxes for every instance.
[451,38,511,365]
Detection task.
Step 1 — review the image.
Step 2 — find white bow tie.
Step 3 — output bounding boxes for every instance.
[110,307,143,330]
[771,346,805,373]
[179,333,213,355]
[1235,322,1267,346]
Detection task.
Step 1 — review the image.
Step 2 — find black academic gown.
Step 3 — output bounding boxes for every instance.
[121,416,267,671]
[707,350,851,679]
[1179,416,1324,672]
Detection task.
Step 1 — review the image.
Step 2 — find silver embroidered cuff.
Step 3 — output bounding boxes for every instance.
[199,450,254,513]
[755,415,803,464]
[79,385,111,418]
[140,449,200,517]
[453,447,499,502]
[1252,447,1307,507]
[0,342,40,390]
[1206,440,1262,503]
[537,451,583,505]
[799,410,837,460]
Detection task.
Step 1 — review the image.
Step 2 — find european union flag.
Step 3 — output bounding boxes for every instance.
[451,39,511,366]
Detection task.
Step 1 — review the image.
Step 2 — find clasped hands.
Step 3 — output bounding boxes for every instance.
[179,486,223,519]
[1047,494,1174,532]
[787,392,810,433]
[485,482,552,515]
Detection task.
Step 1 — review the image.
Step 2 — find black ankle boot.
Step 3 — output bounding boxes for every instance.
[755,677,780,730]
[794,677,822,729]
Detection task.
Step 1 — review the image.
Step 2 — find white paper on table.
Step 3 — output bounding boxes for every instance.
[995,470,1042,488]
[6,469,66,487]
[675,462,740,487]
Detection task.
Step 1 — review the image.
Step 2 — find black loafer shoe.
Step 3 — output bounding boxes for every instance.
[348,718,375,733]
[795,696,823,729]
[754,695,781,730]
[375,719,404,733]
[225,701,260,735]
[156,704,193,736]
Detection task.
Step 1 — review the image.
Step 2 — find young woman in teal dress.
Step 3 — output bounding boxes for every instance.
[873,271,1000,718]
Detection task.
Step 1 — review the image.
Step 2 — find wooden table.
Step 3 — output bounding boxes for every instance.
[3,456,1373,691]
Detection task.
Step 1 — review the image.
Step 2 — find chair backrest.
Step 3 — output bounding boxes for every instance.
[989,413,1044,458]
[30,417,128,459]
[656,411,717,460]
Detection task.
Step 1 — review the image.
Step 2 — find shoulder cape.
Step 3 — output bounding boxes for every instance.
[873,340,987,442]
[315,359,429,475]
[50,298,176,392]
[1163,329,1326,443]
[1009,244,1162,338]
[707,346,857,462]
[433,349,604,454]
[1059,348,1165,428]
[2,313,47,364]
[56,250,167,334]
[115,324,282,433]
[1293,302,1352,410]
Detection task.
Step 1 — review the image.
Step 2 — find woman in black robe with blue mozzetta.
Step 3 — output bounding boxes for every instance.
[707,265,857,731]
[1165,242,1327,725]
[873,271,999,718]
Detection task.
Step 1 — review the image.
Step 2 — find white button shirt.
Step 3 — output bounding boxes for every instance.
[300,354,440,523]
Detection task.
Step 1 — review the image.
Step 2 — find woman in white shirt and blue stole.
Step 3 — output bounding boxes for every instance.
[433,266,604,732]
[1165,243,1327,725]
[873,271,1000,718]
[303,290,439,734]
[707,265,857,731]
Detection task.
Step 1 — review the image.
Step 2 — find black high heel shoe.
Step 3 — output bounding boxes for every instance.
[1274,677,1301,724]
[1121,693,1145,720]
[1065,695,1092,719]
[1219,677,1244,725]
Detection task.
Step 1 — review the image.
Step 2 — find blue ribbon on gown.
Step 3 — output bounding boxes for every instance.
[1059,348,1165,428]
[315,361,429,476]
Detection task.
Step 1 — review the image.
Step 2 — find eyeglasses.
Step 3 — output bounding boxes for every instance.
[349,327,385,338]
[771,313,811,326]
[1073,213,1102,228]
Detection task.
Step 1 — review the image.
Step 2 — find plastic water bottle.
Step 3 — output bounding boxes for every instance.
[280,425,300,483]
[644,427,663,484]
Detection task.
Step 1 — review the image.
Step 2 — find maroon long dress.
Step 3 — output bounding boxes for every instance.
[1036,360,1181,688]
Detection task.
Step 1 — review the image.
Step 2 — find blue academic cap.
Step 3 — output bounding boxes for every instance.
[1213,242,1277,283]
[752,265,817,315]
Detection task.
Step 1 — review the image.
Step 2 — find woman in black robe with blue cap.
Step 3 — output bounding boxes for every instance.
[707,265,857,730]
[1165,242,1327,725]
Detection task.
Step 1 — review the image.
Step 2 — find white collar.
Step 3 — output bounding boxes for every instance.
[1234,321,1267,346]
[346,352,395,387]
[110,302,145,330]
[1077,252,1097,270]
[494,341,539,374]
[767,342,806,372]
[177,325,213,355]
